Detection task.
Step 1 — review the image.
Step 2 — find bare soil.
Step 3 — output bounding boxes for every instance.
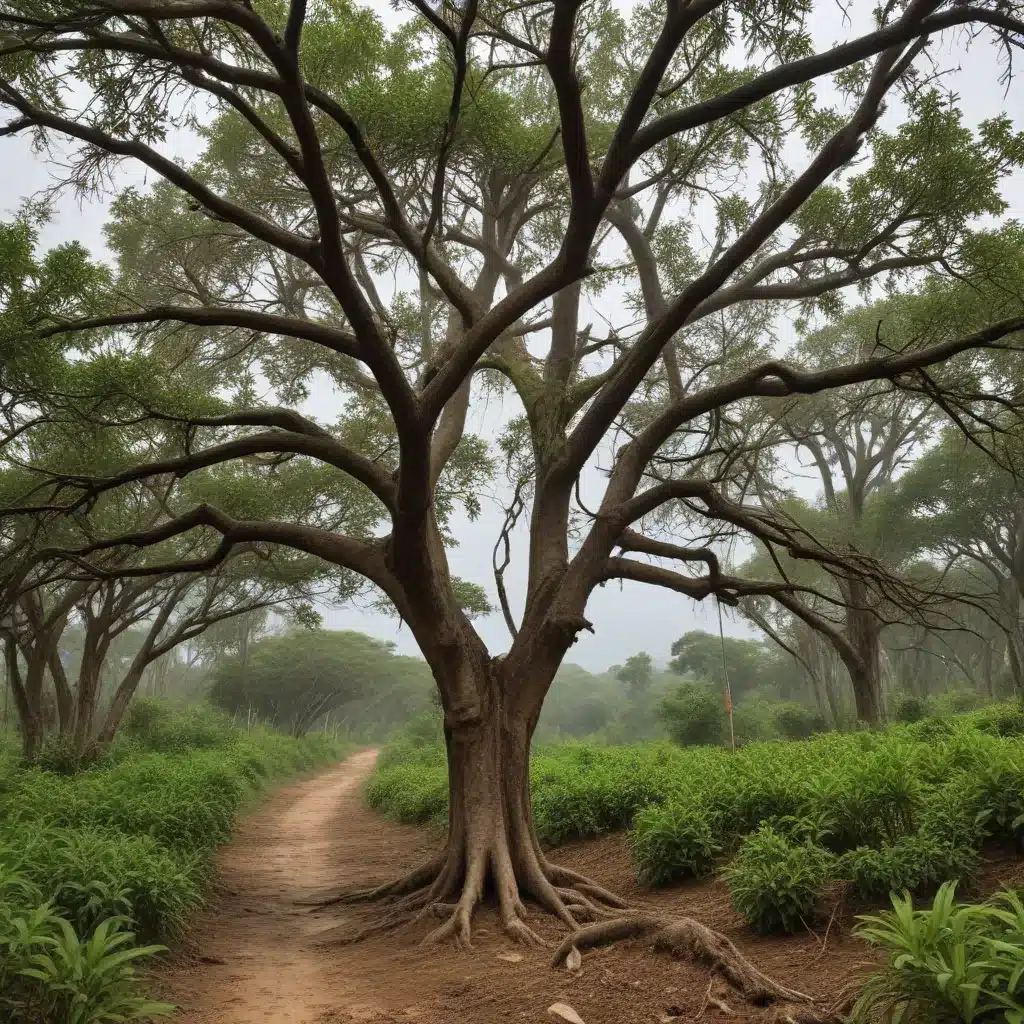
[156,750,1024,1024]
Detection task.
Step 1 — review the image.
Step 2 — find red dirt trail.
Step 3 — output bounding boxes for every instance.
[155,749,1020,1024]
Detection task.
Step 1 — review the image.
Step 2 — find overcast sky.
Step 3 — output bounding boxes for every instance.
[4,2,1023,671]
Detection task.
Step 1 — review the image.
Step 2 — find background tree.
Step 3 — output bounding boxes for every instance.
[2,0,1024,971]
[893,422,1024,693]
[669,630,791,701]
[535,663,623,739]
[208,628,436,737]
[615,651,653,696]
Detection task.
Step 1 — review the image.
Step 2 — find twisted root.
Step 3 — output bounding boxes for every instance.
[552,915,815,1009]
[308,847,630,948]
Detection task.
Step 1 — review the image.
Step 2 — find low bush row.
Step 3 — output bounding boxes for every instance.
[367,702,1024,935]
[0,698,347,1023]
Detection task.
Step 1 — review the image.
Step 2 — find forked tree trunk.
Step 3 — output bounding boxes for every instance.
[1008,635,1024,695]
[72,650,106,755]
[47,648,75,737]
[6,641,49,762]
[340,648,626,947]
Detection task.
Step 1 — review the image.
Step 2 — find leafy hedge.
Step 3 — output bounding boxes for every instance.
[0,700,347,1023]
[367,704,1024,934]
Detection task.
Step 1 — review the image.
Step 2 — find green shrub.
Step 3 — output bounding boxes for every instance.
[368,704,1024,926]
[530,745,672,846]
[930,689,986,718]
[773,702,825,740]
[972,701,1024,738]
[840,834,978,902]
[33,737,112,776]
[628,800,721,885]
[732,698,779,744]
[724,825,835,934]
[364,762,448,826]
[123,699,235,753]
[893,694,929,724]
[0,864,173,1024]
[827,746,922,850]
[659,682,727,747]
[852,883,1024,1024]
[2,828,202,943]
[0,698,347,1020]
[3,754,246,852]
[400,709,444,747]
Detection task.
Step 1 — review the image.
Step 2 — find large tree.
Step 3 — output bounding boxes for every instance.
[3,0,1024,974]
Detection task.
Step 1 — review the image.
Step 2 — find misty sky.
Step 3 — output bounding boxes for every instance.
[3,2,1023,671]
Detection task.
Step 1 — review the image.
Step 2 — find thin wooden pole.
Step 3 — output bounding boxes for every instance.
[718,601,735,750]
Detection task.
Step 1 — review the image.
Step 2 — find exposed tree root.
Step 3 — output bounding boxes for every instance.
[552,915,815,1008]
[309,848,630,948]
[301,851,448,908]
[542,863,630,910]
[312,846,839,1022]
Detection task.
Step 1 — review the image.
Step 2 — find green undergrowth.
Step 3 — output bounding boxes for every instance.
[0,699,348,1023]
[853,882,1024,1023]
[367,702,1024,935]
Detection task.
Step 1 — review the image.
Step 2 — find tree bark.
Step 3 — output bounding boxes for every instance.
[72,642,109,755]
[842,579,884,724]
[1008,632,1024,696]
[340,651,623,945]
[5,639,42,762]
[93,665,146,747]
[47,647,75,737]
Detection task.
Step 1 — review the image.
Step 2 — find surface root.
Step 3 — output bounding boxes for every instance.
[304,852,445,909]
[313,854,633,949]
[552,914,815,1009]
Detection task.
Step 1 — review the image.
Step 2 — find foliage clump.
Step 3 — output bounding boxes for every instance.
[0,863,172,1024]
[371,703,1024,933]
[723,825,835,934]
[628,801,721,885]
[658,682,728,747]
[852,883,1024,1024]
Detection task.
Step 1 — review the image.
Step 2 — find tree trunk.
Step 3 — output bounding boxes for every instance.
[5,641,47,762]
[72,649,106,755]
[347,652,622,946]
[47,648,75,737]
[1008,633,1024,696]
[983,641,996,699]
[843,580,884,724]
[845,655,883,724]
[417,672,562,945]
[93,666,147,748]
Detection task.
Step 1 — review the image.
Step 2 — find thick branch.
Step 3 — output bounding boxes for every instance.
[615,5,1024,176]
[34,430,395,513]
[628,314,1024,474]
[74,503,402,608]
[38,307,364,360]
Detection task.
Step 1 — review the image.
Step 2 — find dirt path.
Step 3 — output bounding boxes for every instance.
[159,748,426,1023]
[158,751,873,1024]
